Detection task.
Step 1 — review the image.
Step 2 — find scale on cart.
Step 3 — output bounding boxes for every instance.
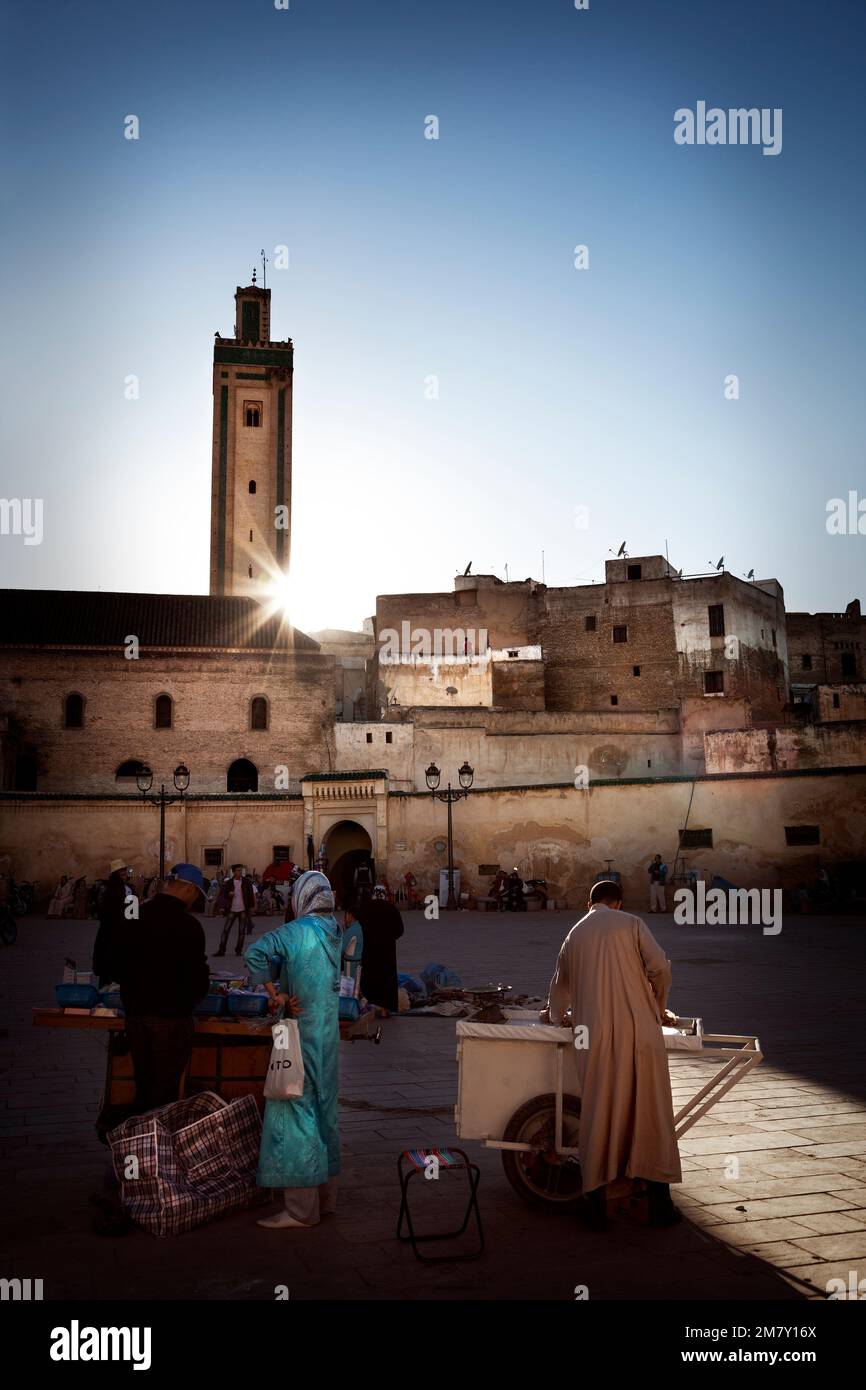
[454,1015,762,1208]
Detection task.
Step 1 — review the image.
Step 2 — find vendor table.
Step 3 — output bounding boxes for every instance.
[33,1007,381,1136]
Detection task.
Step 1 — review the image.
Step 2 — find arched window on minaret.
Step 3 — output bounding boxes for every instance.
[245,405,261,427]
[250,696,268,731]
[154,694,173,729]
[64,692,84,728]
[248,480,256,494]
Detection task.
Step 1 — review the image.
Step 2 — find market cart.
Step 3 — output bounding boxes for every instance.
[454,1015,762,1208]
[33,1006,382,1138]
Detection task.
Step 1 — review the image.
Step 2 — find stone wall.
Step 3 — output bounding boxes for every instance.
[0,648,335,795]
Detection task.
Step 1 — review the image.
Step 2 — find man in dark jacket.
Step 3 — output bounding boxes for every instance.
[117,863,210,1113]
[215,864,256,956]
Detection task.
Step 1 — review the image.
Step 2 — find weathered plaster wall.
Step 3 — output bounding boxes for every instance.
[386,770,866,904]
[705,724,866,773]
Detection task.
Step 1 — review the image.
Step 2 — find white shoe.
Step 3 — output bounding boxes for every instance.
[256,1211,317,1229]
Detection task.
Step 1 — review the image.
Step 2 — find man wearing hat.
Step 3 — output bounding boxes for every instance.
[115,863,210,1113]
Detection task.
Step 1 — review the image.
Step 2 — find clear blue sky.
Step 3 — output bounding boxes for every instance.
[1,0,864,631]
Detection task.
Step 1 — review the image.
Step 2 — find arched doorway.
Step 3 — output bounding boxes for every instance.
[227,758,258,792]
[324,820,373,908]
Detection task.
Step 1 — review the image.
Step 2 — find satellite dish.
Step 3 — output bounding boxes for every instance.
[617,542,627,557]
[463,561,472,576]
[746,568,755,580]
[708,557,724,571]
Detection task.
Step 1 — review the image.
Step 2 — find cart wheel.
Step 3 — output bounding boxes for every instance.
[501,1092,582,1209]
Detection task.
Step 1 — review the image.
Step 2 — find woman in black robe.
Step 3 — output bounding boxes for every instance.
[351,888,404,1014]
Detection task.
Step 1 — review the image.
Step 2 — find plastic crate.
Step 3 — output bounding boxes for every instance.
[98,989,123,1011]
[55,983,99,1009]
[227,992,269,1017]
[195,992,227,1016]
[339,997,361,1022]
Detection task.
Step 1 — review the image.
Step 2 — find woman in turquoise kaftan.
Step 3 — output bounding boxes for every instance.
[244,870,342,1228]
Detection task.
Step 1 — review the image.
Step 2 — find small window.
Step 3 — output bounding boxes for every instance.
[244,402,262,428]
[249,480,257,494]
[785,825,820,846]
[626,564,642,580]
[507,649,518,658]
[204,847,223,868]
[704,670,724,695]
[385,731,393,744]
[708,604,725,637]
[585,615,597,632]
[841,653,857,678]
[633,665,641,677]
[366,732,373,744]
[610,694,618,706]
[680,828,713,848]
[833,693,840,709]
[250,696,268,731]
[155,693,173,729]
[64,692,84,728]
[801,654,812,671]
[771,628,777,649]
[272,845,291,862]
[612,625,628,643]
[248,564,253,579]
[647,759,652,768]
[249,529,253,542]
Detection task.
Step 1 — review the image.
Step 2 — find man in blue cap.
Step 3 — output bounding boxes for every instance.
[115,862,210,1113]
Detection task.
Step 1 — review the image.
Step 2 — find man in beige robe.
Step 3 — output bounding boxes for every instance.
[543,879,682,1229]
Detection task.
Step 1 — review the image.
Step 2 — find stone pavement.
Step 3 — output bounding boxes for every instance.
[1,906,864,1301]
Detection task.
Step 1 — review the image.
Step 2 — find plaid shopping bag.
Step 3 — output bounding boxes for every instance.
[108,1091,262,1236]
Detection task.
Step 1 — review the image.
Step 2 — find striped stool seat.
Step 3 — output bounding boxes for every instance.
[396,1145,484,1263]
[401,1147,462,1171]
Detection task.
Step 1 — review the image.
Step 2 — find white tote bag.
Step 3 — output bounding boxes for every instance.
[263,1019,305,1100]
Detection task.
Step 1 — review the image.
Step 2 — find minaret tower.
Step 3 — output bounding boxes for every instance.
[209,272,293,597]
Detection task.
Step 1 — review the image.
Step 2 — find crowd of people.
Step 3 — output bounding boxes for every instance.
[25,845,855,1239]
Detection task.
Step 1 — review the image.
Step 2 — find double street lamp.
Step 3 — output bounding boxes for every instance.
[136,763,190,881]
[425,760,474,911]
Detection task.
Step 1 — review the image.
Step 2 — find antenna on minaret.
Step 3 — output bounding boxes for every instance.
[260,248,268,291]
[251,267,257,285]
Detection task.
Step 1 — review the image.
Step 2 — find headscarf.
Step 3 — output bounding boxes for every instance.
[291,869,335,920]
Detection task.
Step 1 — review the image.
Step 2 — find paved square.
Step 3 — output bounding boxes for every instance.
[2,907,864,1300]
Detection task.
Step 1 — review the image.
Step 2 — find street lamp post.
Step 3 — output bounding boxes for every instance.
[136,763,190,881]
[425,761,474,911]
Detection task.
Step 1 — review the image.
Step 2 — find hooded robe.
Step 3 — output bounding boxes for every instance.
[546,904,682,1194]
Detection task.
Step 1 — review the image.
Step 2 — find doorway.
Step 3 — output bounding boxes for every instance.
[324,820,373,908]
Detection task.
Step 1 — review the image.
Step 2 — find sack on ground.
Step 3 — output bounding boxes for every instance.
[107,1091,261,1236]
[263,1018,305,1100]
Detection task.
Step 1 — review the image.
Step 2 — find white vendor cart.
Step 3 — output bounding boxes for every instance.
[454,1016,762,1208]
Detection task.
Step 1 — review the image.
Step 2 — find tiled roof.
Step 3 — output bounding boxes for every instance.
[0,589,321,652]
